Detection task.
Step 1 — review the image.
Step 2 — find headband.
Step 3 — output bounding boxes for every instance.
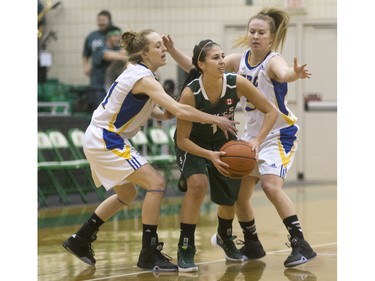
[106,30,122,38]
[197,41,213,61]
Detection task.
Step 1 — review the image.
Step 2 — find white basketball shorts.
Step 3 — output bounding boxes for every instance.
[83,124,148,190]
[240,126,298,180]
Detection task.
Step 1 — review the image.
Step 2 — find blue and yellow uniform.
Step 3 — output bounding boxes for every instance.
[238,50,298,179]
[83,63,157,189]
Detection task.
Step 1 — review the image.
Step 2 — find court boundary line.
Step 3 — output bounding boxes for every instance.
[86,242,337,280]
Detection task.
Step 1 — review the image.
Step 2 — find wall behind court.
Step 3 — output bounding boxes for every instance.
[41,0,337,182]
[43,0,336,85]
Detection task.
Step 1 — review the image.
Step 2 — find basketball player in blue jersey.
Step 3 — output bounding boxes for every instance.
[62,29,239,272]
[225,7,316,268]
[163,7,316,268]
[172,40,277,272]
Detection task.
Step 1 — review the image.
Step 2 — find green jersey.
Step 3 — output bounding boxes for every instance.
[176,73,242,205]
[188,73,239,144]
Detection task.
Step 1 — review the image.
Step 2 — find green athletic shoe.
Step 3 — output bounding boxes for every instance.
[177,245,198,272]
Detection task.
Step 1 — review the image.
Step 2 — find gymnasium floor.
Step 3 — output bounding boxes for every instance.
[38,182,337,281]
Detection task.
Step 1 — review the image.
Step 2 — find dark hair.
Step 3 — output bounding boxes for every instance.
[191,39,220,72]
[98,10,112,24]
[163,79,175,91]
[178,39,220,96]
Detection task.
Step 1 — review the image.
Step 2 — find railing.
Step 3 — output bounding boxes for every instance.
[38,102,71,116]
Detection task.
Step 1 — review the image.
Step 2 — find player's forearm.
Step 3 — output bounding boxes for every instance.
[177,138,212,160]
[103,51,128,61]
[168,47,193,73]
[255,111,278,144]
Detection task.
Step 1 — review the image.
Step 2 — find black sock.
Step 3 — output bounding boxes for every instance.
[142,224,158,248]
[283,215,304,240]
[239,219,259,242]
[178,223,196,247]
[76,213,104,238]
[217,216,233,239]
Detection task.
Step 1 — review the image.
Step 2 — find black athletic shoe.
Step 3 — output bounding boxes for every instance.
[211,233,244,262]
[284,236,317,267]
[137,242,178,272]
[62,233,97,265]
[237,239,266,260]
[177,175,187,192]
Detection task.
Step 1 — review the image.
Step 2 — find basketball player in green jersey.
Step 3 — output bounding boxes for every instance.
[174,39,278,272]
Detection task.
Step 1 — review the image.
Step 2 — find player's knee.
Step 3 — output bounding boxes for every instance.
[146,176,166,193]
[261,181,278,199]
[116,184,138,205]
[235,196,248,207]
[126,187,138,203]
[188,180,207,197]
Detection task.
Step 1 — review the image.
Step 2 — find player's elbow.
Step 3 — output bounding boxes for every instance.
[176,137,188,151]
[268,107,278,121]
[173,105,190,120]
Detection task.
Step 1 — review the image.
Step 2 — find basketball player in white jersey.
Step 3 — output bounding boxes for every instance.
[62,29,238,272]
[163,7,316,268]
[225,7,316,267]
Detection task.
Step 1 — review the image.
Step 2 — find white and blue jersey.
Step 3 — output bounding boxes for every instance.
[83,63,157,189]
[91,63,157,139]
[238,50,298,179]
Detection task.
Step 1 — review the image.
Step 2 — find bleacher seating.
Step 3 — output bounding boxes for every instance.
[38,129,106,206]
[38,125,180,207]
[146,127,177,185]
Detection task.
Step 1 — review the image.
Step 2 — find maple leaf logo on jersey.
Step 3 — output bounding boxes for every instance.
[226,99,233,105]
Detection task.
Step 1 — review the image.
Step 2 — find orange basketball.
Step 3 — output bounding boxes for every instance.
[220,140,256,179]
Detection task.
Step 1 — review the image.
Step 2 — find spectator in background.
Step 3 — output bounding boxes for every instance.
[104,27,128,91]
[82,10,112,77]
[81,11,126,113]
[162,79,176,99]
[38,0,47,83]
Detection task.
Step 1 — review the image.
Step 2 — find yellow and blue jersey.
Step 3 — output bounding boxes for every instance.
[238,50,298,139]
[91,63,157,140]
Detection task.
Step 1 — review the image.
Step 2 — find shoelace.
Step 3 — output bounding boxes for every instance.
[88,243,95,257]
[285,235,300,249]
[155,242,172,261]
[285,235,292,248]
[221,235,239,252]
[236,239,245,246]
[87,234,97,257]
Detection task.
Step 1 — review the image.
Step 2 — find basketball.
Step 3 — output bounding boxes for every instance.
[220,140,256,179]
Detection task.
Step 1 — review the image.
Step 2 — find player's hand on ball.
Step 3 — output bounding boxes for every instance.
[246,139,260,160]
[210,151,231,177]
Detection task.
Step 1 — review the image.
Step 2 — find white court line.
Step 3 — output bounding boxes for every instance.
[87,242,337,280]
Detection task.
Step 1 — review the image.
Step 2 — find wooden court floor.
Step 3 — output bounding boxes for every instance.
[38,182,337,281]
